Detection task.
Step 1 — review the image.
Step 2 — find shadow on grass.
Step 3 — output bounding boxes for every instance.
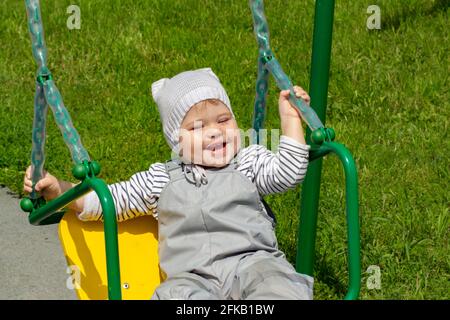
[314,255,348,298]
[382,0,449,31]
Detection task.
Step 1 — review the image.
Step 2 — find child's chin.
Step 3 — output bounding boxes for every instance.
[202,153,233,168]
[202,158,228,168]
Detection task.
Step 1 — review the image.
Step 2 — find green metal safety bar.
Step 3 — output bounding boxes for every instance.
[249,0,361,299]
[20,161,122,299]
[305,130,361,300]
[20,0,122,300]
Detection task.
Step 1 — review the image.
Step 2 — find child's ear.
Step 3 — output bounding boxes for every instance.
[151,78,168,101]
[198,67,220,81]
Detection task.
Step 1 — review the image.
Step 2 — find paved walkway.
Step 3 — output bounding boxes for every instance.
[0,186,77,300]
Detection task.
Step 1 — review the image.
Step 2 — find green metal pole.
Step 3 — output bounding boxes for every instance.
[296,0,335,276]
[88,178,122,300]
[21,161,122,300]
[322,142,361,300]
[27,179,91,225]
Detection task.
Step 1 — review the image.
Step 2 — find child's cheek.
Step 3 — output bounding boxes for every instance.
[234,133,241,154]
[190,131,205,163]
[178,131,195,161]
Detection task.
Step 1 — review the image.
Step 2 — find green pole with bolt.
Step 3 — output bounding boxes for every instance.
[296,0,337,278]
[296,0,361,299]
[250,0,361,299]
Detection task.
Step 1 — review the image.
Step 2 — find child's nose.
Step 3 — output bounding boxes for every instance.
[204,125,222,140]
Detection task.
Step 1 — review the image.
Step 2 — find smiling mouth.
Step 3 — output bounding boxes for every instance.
[206,142,228,152]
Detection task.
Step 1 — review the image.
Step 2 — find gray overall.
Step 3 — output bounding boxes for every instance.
[151,158,313,300]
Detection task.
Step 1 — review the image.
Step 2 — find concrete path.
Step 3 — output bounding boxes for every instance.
[0,186,77,300]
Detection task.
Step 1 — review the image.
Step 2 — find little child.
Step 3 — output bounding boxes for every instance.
[24,68,314,300]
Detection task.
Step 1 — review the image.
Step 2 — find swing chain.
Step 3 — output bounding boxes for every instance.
[250,0,325,134]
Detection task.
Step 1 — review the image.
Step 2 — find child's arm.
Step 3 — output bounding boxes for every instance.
[244,86,310,196]
[23,166,85,212]
[24,163,165,222]
[278,86,310,145]
[77,163,167,222]
[250,136,309,195]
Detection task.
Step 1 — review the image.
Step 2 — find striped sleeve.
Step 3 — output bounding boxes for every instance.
[78,162,169,222]
[238,135,310,196]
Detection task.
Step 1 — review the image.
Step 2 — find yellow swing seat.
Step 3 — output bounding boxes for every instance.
[58,211,162,300]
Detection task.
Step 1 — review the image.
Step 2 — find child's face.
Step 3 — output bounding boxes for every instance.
[179,99,240,168]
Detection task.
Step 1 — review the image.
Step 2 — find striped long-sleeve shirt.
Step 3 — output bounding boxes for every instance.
[78,135,310,222]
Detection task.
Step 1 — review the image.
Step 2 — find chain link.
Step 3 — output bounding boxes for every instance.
[25,0,90,196]
[250,0,324,132]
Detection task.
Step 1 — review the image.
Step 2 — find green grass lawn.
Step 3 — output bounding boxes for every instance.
[0,0,448,299]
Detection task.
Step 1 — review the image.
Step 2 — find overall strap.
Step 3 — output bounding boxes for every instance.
[165,155,241,182]
[229,152,241,170]
[164,158,184,181]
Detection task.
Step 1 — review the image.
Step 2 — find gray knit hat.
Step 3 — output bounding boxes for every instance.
[151,68,234,151]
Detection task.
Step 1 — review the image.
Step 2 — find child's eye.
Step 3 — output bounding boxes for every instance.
[190,124,203,131]
[218,118,230,124]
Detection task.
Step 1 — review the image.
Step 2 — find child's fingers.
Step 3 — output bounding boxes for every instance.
[35,177,52,191]
[24,178,32,188]
[35,180,46,192]
[279,90,291,103]
[25,167,49,182]
[23,174,32,192]
[23,172,34,194]
[293,86,310,103]
[293,86,305,96]
[25,166,33,180]
[300,93,310,102]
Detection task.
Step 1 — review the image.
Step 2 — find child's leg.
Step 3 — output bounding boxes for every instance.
[151,272,222,300]
[230,251,313,300]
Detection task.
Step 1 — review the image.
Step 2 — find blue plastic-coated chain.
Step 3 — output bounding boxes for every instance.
[25,0,90,198]
[249,0,324,131]
[251,55,269,144]
[264,55,324,131]
[30,82,48,199]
